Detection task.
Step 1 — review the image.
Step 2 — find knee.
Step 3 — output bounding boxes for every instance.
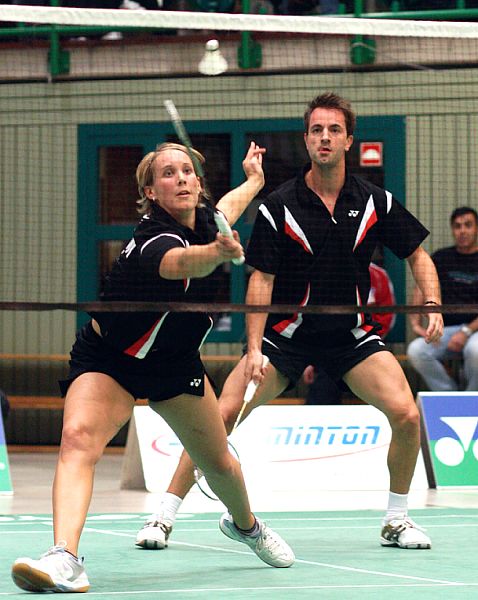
[201,450,237,480]
[388,401,420,435]
[407,338,427,363]
[60,422,103,463]
[463,342,478,364]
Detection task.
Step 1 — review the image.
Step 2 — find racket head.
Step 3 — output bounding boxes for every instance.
[194,441,240,501]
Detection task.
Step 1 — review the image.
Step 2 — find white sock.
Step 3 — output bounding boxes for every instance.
[161,493,183,526]
[383,491,408,525]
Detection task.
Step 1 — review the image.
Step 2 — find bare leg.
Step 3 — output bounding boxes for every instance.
[53,373,135,556]
[164,357,288,499]
[153,375,283,529]
[219,356,289,432]
[344,351,420,494]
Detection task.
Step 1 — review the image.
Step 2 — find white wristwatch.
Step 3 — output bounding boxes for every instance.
[460,325,473,338]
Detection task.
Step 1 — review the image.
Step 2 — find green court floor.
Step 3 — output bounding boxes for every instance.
[1,509,477,599]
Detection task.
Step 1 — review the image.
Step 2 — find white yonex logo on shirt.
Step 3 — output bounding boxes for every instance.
[348,210,359,217]
[190,379,202,387]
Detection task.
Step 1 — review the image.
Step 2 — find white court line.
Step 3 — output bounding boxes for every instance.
[2,582,478,597]
[2,512,478,524]
[82,527,470,587]
[4,521,478,536]
[2,583,478,597]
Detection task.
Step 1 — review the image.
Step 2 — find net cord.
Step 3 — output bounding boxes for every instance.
[0,302,474,315]
[1,5,478,39]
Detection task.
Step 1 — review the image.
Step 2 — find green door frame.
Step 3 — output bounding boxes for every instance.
[77,115,405,342]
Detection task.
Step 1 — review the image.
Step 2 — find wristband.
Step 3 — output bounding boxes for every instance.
[460,325,473,338]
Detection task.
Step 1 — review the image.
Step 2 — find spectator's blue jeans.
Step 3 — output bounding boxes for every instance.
[407,324,478,391]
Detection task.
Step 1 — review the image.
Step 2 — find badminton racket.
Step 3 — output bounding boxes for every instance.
[231,355,270,434]
[163,99,243,265]
[193,441,240,502]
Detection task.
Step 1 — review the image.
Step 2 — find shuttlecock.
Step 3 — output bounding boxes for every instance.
[198,39,228,76]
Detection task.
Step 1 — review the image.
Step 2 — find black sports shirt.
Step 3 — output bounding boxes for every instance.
[246,166,429,344]
[90,203,218,361]
[432,246,478,326]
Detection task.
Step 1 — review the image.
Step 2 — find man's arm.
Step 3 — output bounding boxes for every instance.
[406,246,443,343]
[245,269,275,384]
[408,283,428,338]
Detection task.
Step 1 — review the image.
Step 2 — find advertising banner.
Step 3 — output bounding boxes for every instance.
[121,405,427,501]
[419,392,478,487]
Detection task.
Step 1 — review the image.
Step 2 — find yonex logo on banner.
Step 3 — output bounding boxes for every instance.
[419,393,478,486]
[434,417,478,466]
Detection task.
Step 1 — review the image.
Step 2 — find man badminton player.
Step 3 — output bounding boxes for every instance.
[11,141,295,593]
[136,92,443,552]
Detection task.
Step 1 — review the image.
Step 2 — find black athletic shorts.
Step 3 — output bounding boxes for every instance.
[59,322,206,402]
[261,327,389,390]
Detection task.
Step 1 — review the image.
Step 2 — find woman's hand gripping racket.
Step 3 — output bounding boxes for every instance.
[164,99,243,265]
[213,210,244,265]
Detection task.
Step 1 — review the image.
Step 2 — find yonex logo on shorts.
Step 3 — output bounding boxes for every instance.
[190,379,202,387]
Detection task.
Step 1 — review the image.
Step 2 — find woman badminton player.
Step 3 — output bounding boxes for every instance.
[11,140,294,594]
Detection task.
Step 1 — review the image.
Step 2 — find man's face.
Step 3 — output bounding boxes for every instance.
[304,107,353,169]
[451,213,478,252]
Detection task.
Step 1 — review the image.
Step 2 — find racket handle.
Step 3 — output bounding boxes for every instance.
[231,402,247,434]
[232,356,270,433]
[243,356,270,404]
[213,211,244,265]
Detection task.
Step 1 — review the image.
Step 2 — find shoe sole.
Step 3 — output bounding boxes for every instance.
[11,563,90,593]
[135,538,168,550]
[380,538,431,549]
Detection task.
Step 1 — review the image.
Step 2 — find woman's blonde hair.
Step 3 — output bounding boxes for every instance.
[136,142,209,215]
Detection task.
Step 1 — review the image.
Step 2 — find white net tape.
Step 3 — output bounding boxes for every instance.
[1,5,478,38]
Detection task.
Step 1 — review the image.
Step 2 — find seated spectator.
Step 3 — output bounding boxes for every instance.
[305,261,396,404]
[407,207,478,391]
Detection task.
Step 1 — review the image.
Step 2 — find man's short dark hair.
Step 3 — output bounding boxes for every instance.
[450,207,478,225]
[304,92,356,137]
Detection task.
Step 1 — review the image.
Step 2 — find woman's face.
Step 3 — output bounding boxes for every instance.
[145,148,201,221]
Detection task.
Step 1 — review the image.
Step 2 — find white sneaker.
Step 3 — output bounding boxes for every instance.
[219,513,295,567]
[11,541,90,593]
[135,514,172,549]
[380,517,431,549]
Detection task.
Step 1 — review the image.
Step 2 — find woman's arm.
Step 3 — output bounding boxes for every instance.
[216,141,265,226]
[159,230,243,279]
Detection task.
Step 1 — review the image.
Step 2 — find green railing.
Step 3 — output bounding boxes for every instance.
[1,0,478,76]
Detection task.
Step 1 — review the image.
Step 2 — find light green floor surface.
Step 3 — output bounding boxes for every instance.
[1,509,477,599]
